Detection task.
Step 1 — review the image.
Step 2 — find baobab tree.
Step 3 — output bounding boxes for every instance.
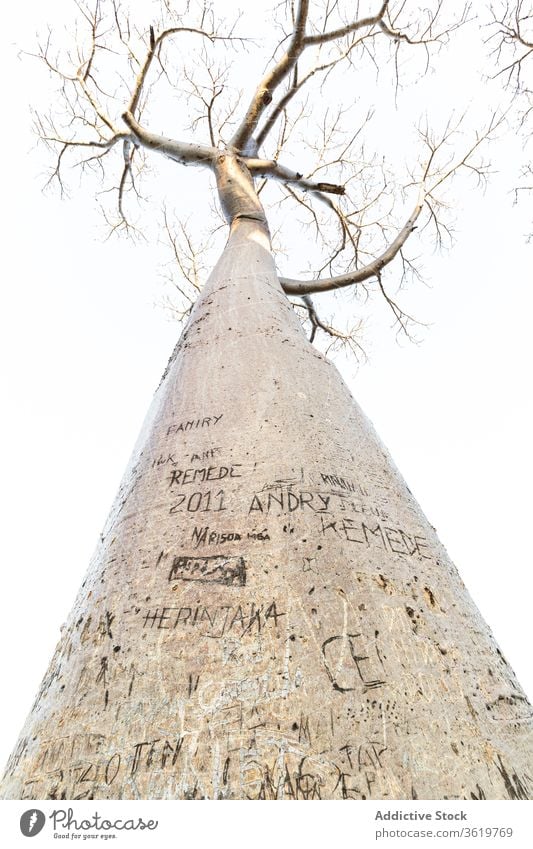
[1,0,532,801]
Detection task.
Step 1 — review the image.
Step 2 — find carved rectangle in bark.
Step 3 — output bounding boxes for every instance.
[168,555,246,586]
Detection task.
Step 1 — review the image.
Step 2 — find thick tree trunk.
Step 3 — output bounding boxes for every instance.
[2,206,533,800]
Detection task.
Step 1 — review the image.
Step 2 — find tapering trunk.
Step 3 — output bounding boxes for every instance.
[2,197,532,800]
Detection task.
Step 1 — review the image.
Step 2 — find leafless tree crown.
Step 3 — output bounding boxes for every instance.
[32,0,503,349]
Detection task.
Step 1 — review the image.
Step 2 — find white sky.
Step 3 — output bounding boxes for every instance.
[0,0,532,774]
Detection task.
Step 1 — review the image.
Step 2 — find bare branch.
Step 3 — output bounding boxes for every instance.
[303,1,389,46]
[122,111,216,167]
[280,185,425,295]
[376,271,426,340]
[229,0,310,152]
[488,0,533,86]
[127,24,234,118]
[293,295,367,360]
[255,33,378,152]
[245,158,345,195]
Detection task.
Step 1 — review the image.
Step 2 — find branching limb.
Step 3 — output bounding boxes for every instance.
[303,1,389,46]
[245,158,345,195]
[377,2,470,47]
[280,107,499,296]
[488,0,533,87]
[121,111,216,167]
[487,2,533,231]
[231,1,391,153]
[300,294,344,342]
[229,0,310,152]
[33,107,131,192]
[280,184,425,295]
[117,139,137,225]
[159,208,214,324]
[127,22,245,118]
[375,271,426,340]
[293,295,366,359]
[239,0,464,156]
[36,128,131,153]
[255,37,377,150]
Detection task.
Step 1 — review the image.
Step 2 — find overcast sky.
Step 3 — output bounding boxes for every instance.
[0,0,532,773]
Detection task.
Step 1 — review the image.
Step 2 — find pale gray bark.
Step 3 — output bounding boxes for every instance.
[1,176,532,799]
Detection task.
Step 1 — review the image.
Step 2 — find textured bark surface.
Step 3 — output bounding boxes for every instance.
[2,219,532,800]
